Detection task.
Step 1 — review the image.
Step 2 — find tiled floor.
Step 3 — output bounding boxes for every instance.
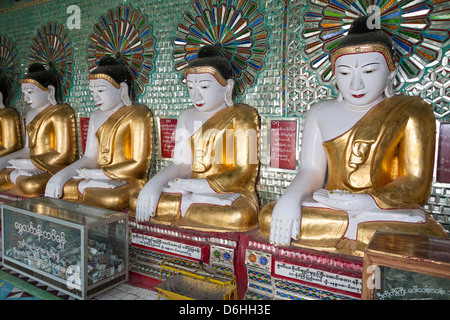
[94,282,160,300]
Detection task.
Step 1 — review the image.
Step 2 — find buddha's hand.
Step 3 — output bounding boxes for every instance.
[312,189,377,212]
[77,179,126,195]
[75,168,109,180]
[176,183,241,216]
[180,193,241,217]
[168,178,215,193]
[8,167,46,185]
[45,179,64,198]
[270,196,301,247]
[191,192,240,206]
[135,183,162,222]
[8,158,36,170]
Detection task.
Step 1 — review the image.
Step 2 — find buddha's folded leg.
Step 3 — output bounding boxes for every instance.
[14,172,52,197]
[258,202,276,236]
[259,202,448,256]
[173,196,258,232]
[149,192,182,225]
[258,201,349,250]
[62,178,83,202]
[81,181,140,211]
[0,168,15,191]
[63,178,140,211]
[128,191,139,216]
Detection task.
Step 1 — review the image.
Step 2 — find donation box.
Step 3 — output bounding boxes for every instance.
[362,231,450,300]
[1,197,128,300]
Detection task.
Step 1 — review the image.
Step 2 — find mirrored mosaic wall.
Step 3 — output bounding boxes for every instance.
[0,0,449,229]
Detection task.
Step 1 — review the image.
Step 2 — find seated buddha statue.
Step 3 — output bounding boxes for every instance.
[0,63,76,197]
[45,56,153,212]
[133,45,260,232]
[0,74,22,159]
[258,16,447,256]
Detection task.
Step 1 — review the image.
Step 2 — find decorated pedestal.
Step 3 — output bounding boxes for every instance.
[128,218,251,300]
[1,197,128,300]
[129,218,363,300]
[244,234,363,300]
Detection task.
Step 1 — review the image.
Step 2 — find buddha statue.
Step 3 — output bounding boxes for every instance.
[258,16,447,256]
[45,56,153,212]
[0,74,22,159]
[0,63,76,197]
[133,45,260,232]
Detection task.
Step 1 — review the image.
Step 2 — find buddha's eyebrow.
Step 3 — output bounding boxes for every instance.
[362,62,380,68]
[336,64,351,68]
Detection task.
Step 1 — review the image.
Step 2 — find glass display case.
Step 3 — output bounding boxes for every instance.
[362,230,450,300]
[1,197,128,300]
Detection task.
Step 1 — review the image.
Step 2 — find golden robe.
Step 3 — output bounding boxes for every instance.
[259,96,448,256]
[0,104,76,197]
[62,104,153,211]
[151,104,260,232]
[0,107,22,158]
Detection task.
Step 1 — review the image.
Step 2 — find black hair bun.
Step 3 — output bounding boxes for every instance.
[28,63,47,73]
[187,45,233,80]
[98,56,119,67]
[197,45,221,59]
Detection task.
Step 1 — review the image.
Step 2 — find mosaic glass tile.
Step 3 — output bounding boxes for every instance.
[172,0,271,99]
[248,282,272,294]
[0,34,21,105]
[245,290,272,300]
[210,245,235,266]
[86,4,157,101]
[247,268,272,286]
[274,278,358,300]
[28,21,74,102]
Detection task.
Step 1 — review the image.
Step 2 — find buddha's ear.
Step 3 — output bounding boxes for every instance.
[47,85,57,105]
[225,79,234,107]
[0,92,4,108]
[120,82,132,106]
[384,68,397,98]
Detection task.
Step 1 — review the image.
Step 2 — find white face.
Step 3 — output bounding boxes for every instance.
[335,52,393,107]
[89,78,123,112]
[186,73,228,114]
[21,83,50,109]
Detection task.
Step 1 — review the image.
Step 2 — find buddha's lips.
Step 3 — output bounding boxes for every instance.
[352,93,365,98]
[195,103,204,107]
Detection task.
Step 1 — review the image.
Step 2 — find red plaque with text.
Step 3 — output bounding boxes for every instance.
[436,123,450,183]
[270,119,298,170]
[159,118,177,159]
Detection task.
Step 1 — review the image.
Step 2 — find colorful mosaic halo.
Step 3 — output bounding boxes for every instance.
[301,0,449,89]
[28,22,73,101]
[0,34,21,106]
[172,0,271,99]
[87,4,157,100]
